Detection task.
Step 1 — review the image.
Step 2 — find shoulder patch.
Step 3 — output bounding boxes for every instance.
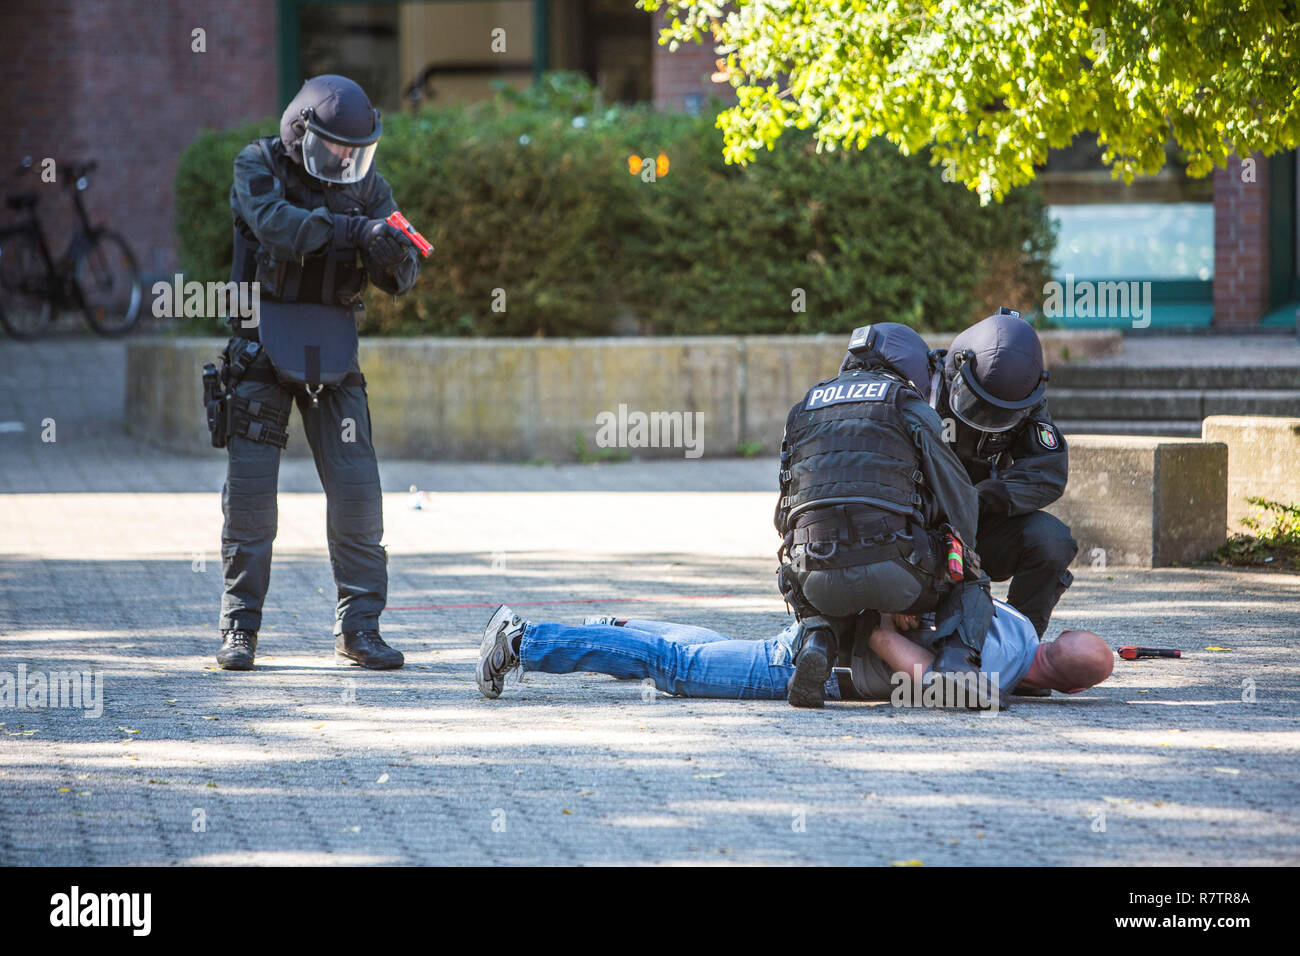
[1034,421,1061,450]
[806,379,892,409]
[248,174,275,196]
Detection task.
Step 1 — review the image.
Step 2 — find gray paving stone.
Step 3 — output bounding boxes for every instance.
[1,336,1298,866]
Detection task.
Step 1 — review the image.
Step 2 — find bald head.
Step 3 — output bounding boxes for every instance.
[1040,632,1112,691]
[1035,629,1114,692]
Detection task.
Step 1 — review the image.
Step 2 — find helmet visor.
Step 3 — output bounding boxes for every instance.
[301,128,377,184]
[947,368,1035,433]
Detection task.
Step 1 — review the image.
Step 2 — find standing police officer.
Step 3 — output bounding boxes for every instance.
[775,323,981,707]
[932,309,1077,643]
[214,75,419,671]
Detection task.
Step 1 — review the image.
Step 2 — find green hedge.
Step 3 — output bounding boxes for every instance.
[174,73,1054,336]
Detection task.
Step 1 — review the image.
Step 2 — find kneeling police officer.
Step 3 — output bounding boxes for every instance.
[932,309,1077,644]
[206,75,420,671]
[775,323,982,708]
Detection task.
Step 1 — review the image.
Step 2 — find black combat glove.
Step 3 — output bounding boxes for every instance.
[975,479,1012,518]
[335,215,373,250]
[362,220,412,271]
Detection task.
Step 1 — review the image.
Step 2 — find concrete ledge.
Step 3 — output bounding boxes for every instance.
[1201,415,1300,533]
[126,339,216,455]
[125,330,1122,462]
[925,329,1121,368]
[739,331,1121,454]
[364,337,740,461]
[1046,436,1227,568]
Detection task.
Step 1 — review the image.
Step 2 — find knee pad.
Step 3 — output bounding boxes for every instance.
[329,497,383,539]
[222,469,279,535]
[1023,514,1078,569]
[326,464,383,539]
[1044,531,1079,570]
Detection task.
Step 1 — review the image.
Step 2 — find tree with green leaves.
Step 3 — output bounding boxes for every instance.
[639,0,1300,201]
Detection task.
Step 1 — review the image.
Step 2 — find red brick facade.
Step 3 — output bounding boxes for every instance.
[2,4,1281,327]
[0,0,276,276]
[1212,153,1272,328]
[650,13,733,113]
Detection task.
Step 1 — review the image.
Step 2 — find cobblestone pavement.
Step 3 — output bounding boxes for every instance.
[1,337,1298,865]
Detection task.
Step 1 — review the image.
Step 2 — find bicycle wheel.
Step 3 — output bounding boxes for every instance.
[0,231,53,340]
[75,229,142,337]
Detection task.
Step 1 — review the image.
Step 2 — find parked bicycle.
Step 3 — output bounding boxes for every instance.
[0,157,143,339]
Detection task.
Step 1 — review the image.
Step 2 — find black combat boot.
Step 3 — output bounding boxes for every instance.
[336,630,404,670]
[787,624,838,709]
[217,629,257,670]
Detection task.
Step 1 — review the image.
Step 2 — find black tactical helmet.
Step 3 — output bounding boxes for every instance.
[279,75,382,183]
[840,322,931,397]
[943,308,1048,433]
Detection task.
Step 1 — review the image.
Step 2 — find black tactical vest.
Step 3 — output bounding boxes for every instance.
[776,367,924,539]
[230,137,368,317]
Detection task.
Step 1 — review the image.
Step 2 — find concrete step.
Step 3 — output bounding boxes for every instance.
[1048,388,1300,421]
[1050,364,1300,389]
[1057,419,1201,438]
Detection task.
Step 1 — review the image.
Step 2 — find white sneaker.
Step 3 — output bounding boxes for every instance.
[477,604,528,699]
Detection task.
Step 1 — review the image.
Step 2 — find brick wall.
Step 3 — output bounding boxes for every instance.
[0,0,277,278]
[649,12,733,113]
[1212,153,1271,328]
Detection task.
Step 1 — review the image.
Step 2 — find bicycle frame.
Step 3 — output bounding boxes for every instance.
[2,158,143,339]
[0,178,100,309]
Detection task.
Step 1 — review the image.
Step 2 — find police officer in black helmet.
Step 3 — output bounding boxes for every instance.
[213,75,419,671]
[775,322,981,708]
[932,308,1077,652]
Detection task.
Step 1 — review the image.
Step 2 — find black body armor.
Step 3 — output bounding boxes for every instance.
[776,366,926,571]
[229,137,368,313]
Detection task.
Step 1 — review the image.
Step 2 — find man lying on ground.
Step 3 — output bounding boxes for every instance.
[475,601,1113,707]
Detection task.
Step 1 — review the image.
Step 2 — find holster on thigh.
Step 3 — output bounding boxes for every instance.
[229,390,291,448]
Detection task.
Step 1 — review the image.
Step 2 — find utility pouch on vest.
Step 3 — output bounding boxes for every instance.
[257,301,359,405]
[253,247,287,300]
[929,574,994,673]
[776,562,818,619]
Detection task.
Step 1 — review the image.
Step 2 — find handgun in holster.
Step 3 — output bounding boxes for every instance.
[202,362,226,447]
[203,339,265,449]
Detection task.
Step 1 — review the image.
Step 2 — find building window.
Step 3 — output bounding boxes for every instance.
[399,1,536,107]
[1040,134,1214,281]
[299,3,403,113]
[294,1,653,111]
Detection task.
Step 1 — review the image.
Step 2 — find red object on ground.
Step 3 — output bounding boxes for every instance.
[386,211,433,257]
[1118,646,1183,660]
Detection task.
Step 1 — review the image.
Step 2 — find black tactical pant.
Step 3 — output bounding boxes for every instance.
[793,550,943,668]
[220,352,386,635]
[797,554,939,619]
[976,510,1076,637]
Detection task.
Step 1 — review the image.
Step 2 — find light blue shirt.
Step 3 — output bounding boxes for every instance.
[836,598,1039,700]
[972,600,1039,693]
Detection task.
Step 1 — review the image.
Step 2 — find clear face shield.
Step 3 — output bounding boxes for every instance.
[299,108,381,184]
[301,130,377,183]
[946,352,1046,433]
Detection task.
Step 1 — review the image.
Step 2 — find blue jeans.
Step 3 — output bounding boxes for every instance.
[518,619,800,699]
